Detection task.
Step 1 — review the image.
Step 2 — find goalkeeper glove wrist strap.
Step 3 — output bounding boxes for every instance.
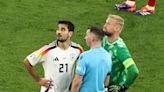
[120,84,128,91]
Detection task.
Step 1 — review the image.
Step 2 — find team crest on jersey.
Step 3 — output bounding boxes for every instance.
[76,66,81,71]
[70,53,76,60]
[118,41,125,48]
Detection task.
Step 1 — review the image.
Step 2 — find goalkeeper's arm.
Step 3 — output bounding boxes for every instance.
[122,58,139,88]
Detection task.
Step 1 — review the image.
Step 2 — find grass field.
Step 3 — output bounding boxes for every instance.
[0,0,164,92]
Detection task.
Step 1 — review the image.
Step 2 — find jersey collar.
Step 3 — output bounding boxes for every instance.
[105,36,121,45]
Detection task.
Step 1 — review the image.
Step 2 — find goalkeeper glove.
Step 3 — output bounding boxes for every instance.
[119,85,128,92]
[108,85,128,92]
[108,85,120,92]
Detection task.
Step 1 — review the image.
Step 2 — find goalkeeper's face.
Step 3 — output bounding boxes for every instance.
[56,24,72,42]
[103,18,117,37]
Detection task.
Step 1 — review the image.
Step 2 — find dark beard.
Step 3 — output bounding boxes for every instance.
[104,32,113,37]
[57,39,67,43]
[56,34,68,43]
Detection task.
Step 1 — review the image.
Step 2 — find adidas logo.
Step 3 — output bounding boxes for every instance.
[53,57,59,61]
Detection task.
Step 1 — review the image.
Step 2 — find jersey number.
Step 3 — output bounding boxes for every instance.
[59,64,68,73]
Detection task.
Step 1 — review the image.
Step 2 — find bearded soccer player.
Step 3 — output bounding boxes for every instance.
[102,15,139,92]
[114,0,156,15]
[23,20,83,92]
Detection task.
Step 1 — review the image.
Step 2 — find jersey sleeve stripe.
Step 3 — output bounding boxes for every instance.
[71,45,83,53]
[34,46,56,57]
[123,58,135,69]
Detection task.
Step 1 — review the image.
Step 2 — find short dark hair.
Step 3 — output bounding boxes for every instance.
[89,26,104,40]
[58,20,74,32]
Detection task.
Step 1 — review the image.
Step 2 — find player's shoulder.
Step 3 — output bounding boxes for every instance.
[70,42,83,53]
[115,38,131,58]
[70,42,82,47]
[78,50,90,61]
[45,41,57,49]
[37,41,57,52]
[99,48,112,58]
[48,41,56,46]
[115,38,127,49]
[81,50,90,55]
[80,48,96,58]
[103,49,112,56]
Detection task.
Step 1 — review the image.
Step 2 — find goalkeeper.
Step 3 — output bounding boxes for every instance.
[102,15,139,92]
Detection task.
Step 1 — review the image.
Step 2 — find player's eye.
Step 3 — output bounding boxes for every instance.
[61,28,66,31]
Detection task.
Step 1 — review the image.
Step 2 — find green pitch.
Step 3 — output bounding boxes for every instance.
[0,0,163,92]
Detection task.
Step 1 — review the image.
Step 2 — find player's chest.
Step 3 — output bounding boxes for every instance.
[45,48,79,63]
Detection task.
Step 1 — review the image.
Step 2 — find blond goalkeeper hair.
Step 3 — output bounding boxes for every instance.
[108,15,124,33]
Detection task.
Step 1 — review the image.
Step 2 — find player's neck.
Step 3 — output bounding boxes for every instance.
[57,40,71,50]
[107,34,119,43]
[90,41,101,49]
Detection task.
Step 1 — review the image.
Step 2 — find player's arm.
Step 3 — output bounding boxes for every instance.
[104,73,110,86]
[71,53,86,92]
[23,58,52,88]
[118,46,139,90]
[69,44,84,90]
[71,74,83,92]
[23,58,41,82]
[23,45,53,88]
[104,75,110,92]
[105,55,112,91]
[123,58,139,88]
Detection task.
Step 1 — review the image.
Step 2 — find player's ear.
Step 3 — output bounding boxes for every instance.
[92,34,97,42]
[69,31,73,37]
[115,25,120,33]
